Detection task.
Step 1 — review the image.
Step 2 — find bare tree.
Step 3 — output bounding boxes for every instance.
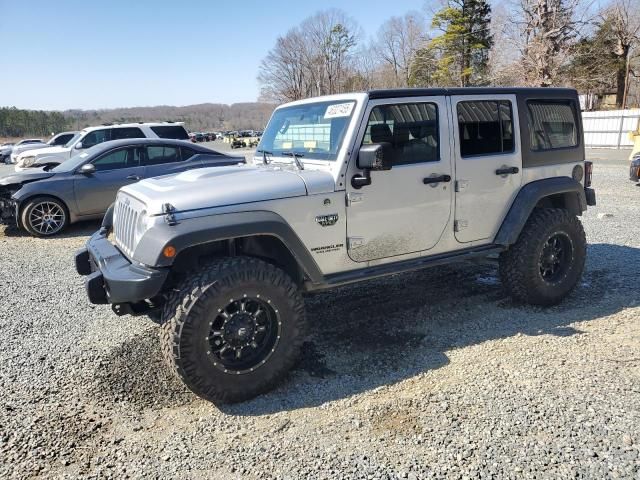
[374,12,428,87]
[257,28,308,102]
[258,9,360,101]
[512,0,588,86]
[603,0,640,106]
[487,4,525,85]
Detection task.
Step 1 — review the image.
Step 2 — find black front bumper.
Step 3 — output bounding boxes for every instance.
[75,230,168,305]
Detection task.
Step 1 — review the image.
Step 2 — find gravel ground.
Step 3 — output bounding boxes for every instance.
[0,150,638,479]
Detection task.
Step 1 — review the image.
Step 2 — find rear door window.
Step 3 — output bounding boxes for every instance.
[150,125,190,140]
[457,101,514,157]
[143,146,181,165]
[82,129,111,148]
[527,101,578,150]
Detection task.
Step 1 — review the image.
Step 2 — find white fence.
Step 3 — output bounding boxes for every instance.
[582,109,640,149]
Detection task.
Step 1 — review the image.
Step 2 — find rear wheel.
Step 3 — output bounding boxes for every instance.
[20,196,69,237]
[160,257,306,403]
[499,208,586,306]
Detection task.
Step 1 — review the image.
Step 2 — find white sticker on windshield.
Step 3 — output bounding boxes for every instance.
[324,102,355,119]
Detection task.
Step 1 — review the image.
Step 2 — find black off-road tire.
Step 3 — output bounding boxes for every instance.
[499,208,586,306]
[160,256,307,403]
[20,196,70,237]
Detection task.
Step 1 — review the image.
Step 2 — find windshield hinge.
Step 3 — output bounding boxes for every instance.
[163,203,179,226]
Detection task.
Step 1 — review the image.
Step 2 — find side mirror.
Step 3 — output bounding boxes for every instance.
[79,163,95,175]
[74,142,83,150]
[357,143,392,171]
[352,143,392,189]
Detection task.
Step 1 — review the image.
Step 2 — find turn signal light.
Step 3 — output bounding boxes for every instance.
[163,245,176,258]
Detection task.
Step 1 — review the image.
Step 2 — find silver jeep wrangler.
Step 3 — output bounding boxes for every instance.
[76,88,596,403]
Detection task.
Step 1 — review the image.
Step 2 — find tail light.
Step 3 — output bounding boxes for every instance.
[584,161,593,187]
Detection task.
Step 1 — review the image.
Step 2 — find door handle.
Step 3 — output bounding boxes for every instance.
[495,167,519,176]
[423,174,451,185]
[126,174,141,180]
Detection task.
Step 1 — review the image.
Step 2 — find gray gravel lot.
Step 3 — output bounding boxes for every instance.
[0,149,638,479]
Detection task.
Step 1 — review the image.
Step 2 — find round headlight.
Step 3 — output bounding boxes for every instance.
[135,210,148,241]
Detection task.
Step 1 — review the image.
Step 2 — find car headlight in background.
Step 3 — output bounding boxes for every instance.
[20,156,36,167]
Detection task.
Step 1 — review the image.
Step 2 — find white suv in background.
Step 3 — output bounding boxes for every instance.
[14,122,189,171]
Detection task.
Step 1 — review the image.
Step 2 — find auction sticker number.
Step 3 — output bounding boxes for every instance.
[325,102,355,119]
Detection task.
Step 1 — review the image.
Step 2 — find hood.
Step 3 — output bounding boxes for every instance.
[0,169,55,187]
[17,145,70,160]
[121,164,336,215]
[13,143,48,155]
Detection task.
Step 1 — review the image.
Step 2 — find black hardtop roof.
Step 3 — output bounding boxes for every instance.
[367,87,578,100]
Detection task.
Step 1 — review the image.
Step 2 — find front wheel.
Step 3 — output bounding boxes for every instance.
[499,208,586,306]
[20,196,69,237]
[160,257,307,403]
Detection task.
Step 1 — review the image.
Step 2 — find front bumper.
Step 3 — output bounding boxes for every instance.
[0,196,17,226]
[75,229,168,305]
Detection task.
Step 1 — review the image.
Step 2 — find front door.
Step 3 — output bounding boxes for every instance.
[450,95,523,243]
[346,97,453,262]
[73,147,145,216]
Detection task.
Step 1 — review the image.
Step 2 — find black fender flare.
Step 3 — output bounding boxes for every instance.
[133,210,324,283]
[494,176,587,246]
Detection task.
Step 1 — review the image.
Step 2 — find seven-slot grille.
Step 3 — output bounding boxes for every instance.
[113,194,142,257]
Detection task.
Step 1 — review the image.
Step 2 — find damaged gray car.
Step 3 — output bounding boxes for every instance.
[0,138,244,237]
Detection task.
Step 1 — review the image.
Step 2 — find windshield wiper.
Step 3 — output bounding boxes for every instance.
[256,149,272,165]
[282,151,304,171]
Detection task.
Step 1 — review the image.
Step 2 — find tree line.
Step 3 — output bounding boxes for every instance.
[0,107,71,138]
[0,103,275,139]
[257,0,640,109]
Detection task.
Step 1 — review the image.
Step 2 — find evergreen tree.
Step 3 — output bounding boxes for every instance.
[567,18,621,95]
[430,0,493,86]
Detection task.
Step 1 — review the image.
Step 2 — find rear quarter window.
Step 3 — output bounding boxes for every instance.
[527,101,578,151]
[151,125,189,140]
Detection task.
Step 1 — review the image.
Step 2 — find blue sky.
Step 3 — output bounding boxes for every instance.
[0,0,425,110]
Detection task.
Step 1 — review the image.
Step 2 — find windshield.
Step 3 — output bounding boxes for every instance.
[258,100,356,161]
[63,133,82,148]
[51,144,103,172]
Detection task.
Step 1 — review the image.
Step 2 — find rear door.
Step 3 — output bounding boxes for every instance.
[73,147,145,215]
[141,145,204,178]
[450,95,522,243]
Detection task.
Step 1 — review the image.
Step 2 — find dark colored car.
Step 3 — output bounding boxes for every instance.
[630,154,640,183]
[0,138,244,237]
